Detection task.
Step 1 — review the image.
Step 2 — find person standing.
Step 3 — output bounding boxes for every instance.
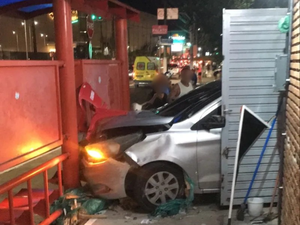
[169,66,194,102]
[191,68,198,87]
[142,74,169,110]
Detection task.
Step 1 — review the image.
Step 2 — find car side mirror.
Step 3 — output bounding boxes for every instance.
[202,115,226,130]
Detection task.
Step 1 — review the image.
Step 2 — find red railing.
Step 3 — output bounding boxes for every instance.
[0,153,68,225]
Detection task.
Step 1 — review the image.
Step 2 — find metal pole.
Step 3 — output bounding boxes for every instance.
[53,0,79,189]
[28,25,32,52]
[189,24,194,68]
[163,0,167,73]
[32,19,37,53]
[115,18,130,110]
[16,34,19,52]
[24,20,29,59]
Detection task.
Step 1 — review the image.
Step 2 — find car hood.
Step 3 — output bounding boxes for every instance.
[98,110,174,131]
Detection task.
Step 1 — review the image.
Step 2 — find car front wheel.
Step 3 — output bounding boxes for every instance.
[134,162,185,212]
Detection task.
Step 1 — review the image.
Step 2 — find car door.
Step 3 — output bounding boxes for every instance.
[193,101,222,191]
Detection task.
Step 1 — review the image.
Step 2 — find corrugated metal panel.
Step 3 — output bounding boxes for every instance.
[221,8,288,206]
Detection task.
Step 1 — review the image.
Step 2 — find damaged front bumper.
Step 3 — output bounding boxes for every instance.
[82,158,130,199]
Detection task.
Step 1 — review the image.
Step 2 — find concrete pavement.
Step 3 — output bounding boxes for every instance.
[85,194,277,225]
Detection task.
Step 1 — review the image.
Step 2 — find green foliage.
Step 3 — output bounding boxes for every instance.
[232,0,255,9]
[179,0,287,54]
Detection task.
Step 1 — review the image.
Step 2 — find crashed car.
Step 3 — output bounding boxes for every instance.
[81,80,224,211]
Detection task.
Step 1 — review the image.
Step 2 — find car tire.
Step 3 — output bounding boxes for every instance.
[133,162,185,212]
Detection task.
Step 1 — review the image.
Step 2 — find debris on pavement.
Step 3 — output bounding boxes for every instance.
[151,173,194,218]
[141,218,158,224]
[50,187,108,225]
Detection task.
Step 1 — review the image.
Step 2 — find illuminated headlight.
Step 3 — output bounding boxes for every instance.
[84,141,120,164]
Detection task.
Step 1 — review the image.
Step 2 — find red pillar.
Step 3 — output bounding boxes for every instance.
[53,0,79,189]
[115,19,130,110]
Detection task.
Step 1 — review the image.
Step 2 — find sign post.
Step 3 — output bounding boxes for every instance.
[157,8,179,20]
[157,7,179,73]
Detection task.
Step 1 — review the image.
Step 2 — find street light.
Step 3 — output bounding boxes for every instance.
[40,33,47,45]
[12,31,19,51]
[198,28,201,31]
[22,20,38,52]
[198,47,202,51]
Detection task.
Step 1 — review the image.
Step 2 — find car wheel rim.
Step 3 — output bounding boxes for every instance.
[145,171,179,205]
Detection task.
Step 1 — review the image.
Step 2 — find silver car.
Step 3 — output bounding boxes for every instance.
[81,81,225,211]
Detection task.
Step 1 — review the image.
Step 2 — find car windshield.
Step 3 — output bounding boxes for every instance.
[156,81,221,119]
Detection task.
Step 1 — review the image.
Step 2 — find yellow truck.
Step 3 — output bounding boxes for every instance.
[133,56,160,86]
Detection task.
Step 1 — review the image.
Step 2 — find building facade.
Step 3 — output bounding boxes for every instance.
[0,11,158,57]
[282,0,300,224]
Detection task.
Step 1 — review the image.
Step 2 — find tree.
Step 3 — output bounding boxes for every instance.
[252,0,288,8]
[179,0,288,54]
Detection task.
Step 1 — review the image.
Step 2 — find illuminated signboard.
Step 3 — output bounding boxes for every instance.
[49,11,78,23]
[170,34,185,52]
[171,44,183,52]
[170,34,186,44]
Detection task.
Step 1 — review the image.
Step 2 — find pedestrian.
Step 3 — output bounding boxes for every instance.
[169,66,194,102]
[206,64,212,78]
[213,70,219,81]
[142,74,169,110]
[191,68,198,88]
[198,72,202,84]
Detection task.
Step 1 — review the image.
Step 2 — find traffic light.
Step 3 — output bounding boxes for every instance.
[91,14,102,21]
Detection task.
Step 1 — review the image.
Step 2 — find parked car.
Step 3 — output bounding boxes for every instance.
[166,63,181,79]
[133,56,160,87]
[81,81,224,211]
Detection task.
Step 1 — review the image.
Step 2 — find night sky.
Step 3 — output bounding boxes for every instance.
[119,0,164,14]
[119,0,188,31]
[119,0,187,15]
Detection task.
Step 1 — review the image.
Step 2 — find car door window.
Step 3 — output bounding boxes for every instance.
[147,62,155,70]
[191,105,221,130]
[137,62,145,70]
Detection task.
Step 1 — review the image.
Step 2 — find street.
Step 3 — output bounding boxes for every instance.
[130,77,216,106]
[86,195,278,225]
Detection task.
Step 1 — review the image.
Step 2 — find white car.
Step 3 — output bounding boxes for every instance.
[167,64,180,79]
[81,81,224,211]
